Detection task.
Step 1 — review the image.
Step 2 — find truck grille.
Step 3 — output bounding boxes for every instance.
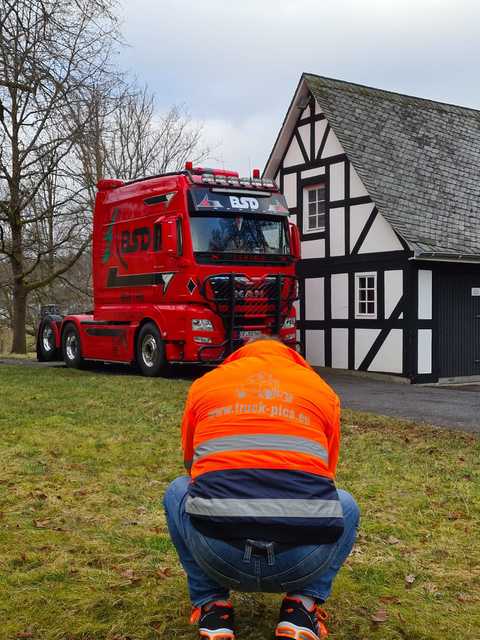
[200,274,297,353]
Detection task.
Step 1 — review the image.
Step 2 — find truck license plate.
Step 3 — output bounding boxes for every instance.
[239,330,264,339]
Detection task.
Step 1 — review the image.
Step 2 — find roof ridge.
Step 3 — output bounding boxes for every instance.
[304,72,480,116]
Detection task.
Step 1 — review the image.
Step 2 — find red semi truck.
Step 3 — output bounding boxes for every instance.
[36,164,300,376]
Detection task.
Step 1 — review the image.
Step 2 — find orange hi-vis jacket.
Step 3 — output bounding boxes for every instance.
[181,340,344,544]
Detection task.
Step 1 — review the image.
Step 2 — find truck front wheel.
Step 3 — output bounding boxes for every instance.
[62,323,84,369]
[136,322,166,377]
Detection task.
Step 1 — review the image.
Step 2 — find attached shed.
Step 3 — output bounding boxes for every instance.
[264,73,480,383]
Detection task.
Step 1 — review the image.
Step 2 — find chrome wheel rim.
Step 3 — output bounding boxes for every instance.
[142,335,157,367]
[42,324,54,352]
[66,332,78,361]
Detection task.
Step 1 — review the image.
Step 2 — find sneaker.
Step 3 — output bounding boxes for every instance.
[190,601,235,640]
[275,597,329,639]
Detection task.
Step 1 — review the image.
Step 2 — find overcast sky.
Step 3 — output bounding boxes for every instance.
[118,0,480,176]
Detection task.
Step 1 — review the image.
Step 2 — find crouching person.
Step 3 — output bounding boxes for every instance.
[164,338,360,640]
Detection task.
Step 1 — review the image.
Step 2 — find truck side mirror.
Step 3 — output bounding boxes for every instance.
[164,217,178,255]
[289,222,301,260]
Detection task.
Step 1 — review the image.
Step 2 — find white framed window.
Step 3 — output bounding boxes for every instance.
[355,272,377,318]
[303,184,326,232]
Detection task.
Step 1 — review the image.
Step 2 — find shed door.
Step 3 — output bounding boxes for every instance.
[436,272,480,378]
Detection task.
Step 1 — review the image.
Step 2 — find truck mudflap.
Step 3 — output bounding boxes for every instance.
[198,273,298,362]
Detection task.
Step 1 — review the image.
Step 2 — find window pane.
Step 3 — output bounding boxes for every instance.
[308,215,317,229]
[367,289,375,301]
[317,201,326,213]
[359,302,366,314]
[367,277,375,288]
[359,277,366,288]
[309,202,316,215]
[359,290,366,301]
[367,302,375,314]
[317,214,325,229]
[308,190,316,203]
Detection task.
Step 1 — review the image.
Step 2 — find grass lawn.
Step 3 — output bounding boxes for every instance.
[0,364,479,640]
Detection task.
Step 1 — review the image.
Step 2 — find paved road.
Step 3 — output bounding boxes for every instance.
[1,358,479,433]
[320,370,480,433]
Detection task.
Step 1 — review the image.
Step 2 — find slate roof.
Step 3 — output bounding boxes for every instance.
[301,74,480,257]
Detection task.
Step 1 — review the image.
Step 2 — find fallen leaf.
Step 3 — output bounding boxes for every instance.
[387,536,400,545]
[423,582,438,594]
[457,593,476,603]
[33,519,50,529]
[379,595,400,604]
[371,607,388,623]
[119,568,141,585]
[155,567,173,579]
[405,574,416,587]
[30,491,48,500]
[16,633,33,639]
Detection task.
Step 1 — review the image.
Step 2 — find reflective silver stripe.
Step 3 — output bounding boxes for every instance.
[185,497,343,519]
[193,435,328,464]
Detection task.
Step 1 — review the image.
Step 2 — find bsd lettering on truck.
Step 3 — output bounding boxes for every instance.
[120,223,162,255]
[229,196,259,210]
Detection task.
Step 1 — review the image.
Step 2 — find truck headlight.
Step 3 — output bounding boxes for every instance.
[282,317,296,329]
[192,319,214,331]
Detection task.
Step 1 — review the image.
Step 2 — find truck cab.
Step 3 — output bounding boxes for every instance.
[37,165,300,375]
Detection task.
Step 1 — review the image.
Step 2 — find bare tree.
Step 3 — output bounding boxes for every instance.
[103,86,210,181]
[0,0,120,352]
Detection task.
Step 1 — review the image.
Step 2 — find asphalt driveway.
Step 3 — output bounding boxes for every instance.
[1,358,479,433]
[320,370,480,433]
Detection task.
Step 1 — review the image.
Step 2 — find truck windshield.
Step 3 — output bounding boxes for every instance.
[190,215,289,256]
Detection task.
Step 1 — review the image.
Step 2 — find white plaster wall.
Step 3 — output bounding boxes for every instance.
[283,136,304,168]
[369,329,403,373]
[314,101,323,115]
[355,329,380,369]
[306,330,325,366]
[418,329,432,374]
[329,162,345,202]
[298,124,310,160]
[350,164,369,197]
[293,298,299,318]
[359,213,404,254]
[331,273,349,319]
[350,203,374,249]
[332,328,349,369]
[305,277,324,320]
[314,120,328,157]
[283,173,297,209]
[301,167,325,180]
[301,238,325,259]
[329,207,345,257]
[300,106,310,120]
[321,128,344,158]
[384,270,403,318]
[418,270,433,320]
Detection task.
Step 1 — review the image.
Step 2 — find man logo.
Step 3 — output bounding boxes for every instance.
[229,196,259,210]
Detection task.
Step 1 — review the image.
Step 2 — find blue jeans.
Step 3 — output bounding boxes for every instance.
[163,476,360,607]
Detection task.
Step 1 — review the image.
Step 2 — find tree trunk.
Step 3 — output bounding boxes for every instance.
[11,280,27,353]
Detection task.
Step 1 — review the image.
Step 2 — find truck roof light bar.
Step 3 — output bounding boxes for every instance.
[199,174,277,190]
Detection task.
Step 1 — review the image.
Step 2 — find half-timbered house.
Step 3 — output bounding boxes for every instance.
[264,74,480,383]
